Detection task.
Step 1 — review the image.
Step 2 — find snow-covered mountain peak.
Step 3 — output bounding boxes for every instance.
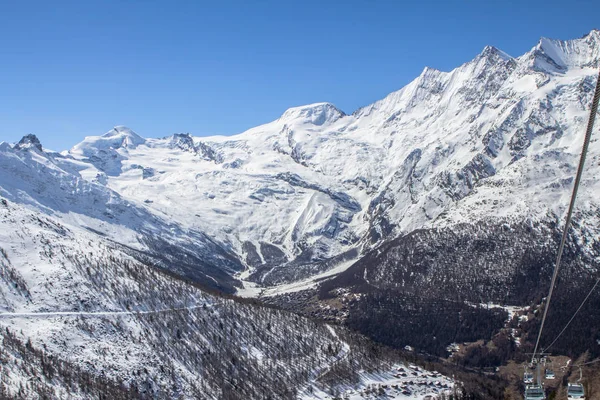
[278,102,346,126]
[14,134,43,152]
[68,126,146,176]
[73,126,145,152]
[102,126,145,146]
[168,132,195,151]
[354,47,517,120]
[526,30,600,72]
[419,66,444,78]
[581,28,600,42]
[477,45,513,63]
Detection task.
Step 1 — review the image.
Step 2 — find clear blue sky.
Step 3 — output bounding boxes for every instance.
[1,0,598,151]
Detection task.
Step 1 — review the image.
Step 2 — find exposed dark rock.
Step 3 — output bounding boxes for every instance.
[15,134,43,152]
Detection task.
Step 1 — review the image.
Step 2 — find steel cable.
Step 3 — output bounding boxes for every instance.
[531,67,600,363]
[542,278,600,354]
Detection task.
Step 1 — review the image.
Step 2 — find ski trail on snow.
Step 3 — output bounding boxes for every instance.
[298,324,350,398]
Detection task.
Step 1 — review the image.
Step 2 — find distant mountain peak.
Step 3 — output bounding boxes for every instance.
[584,28,600,39]
[102,126,145,147]
[279,102,345,126]
[417,66,446,83]
[420,66,442,75]
[169,133,195,151]
[71,126,146,154]
[528,30,600,72]
[14,134,43,152]
[478,45,512,61]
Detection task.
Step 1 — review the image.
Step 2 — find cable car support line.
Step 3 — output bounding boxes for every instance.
[541,277,600,354]
[531,67,600,364]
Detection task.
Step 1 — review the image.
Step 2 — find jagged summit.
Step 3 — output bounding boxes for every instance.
[353,46,517,119]
[526,29,600,72]
[419,66,443,76]
[278,102,346,126]
[582,28,600,39]
[14,134,43,152]
[168,133,195,151]
[478,45,512,61]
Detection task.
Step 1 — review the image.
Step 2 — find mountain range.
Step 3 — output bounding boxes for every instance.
[1,30,600,399]
[3,30,599,293]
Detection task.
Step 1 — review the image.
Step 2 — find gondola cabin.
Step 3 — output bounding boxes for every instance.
[567,383,585,400]
[524,385,545,400]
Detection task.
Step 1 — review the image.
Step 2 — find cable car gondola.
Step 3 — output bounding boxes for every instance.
[567,383,585,399]
[524,384,546,400]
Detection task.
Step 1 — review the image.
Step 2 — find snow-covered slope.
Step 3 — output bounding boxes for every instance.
[3,30,600,293]
[0,197,459,399]
[0,136,244,293]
